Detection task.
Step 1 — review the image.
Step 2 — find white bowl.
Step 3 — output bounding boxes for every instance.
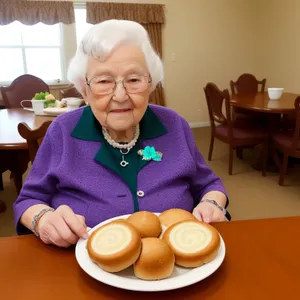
[62,97,82,106]
[267,88,284,100]
[61,97,83,111]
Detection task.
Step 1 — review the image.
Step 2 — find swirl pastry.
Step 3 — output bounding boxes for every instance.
[87,220,141,273]
[134,238,175,280]
[163,220,220,268]
[127,211,161,238]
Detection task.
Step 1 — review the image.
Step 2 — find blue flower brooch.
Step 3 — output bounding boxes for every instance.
[138,146,163,162]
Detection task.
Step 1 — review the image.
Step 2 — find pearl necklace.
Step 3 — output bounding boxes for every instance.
[102,125,140,167]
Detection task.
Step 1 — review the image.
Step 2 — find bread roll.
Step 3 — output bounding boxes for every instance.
[159,209,196,239]
[163,220,220,268]
[134,238,175,280]
[87,220,141,273]
[127,211,161,238]
[159,208,196,229]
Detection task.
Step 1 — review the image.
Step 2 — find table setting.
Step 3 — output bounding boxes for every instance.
[20,91,83,116]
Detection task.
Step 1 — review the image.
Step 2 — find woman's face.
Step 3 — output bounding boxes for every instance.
[82,44,151,132]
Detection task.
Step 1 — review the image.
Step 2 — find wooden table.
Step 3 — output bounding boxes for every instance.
[0,108,54,149]
[1,216,300,299]
[0,108,54,205]
[230,92,298,114]
[230,92,299,172]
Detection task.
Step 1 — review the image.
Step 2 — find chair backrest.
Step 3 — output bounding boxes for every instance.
[291,96,300,152]
[230,73,266,95]
[17,121,52,164]
[1,74,50,108]
[204,82,233,136]
[60,86,83,99]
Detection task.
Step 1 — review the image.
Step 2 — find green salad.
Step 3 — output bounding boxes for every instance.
[33,92,56,108]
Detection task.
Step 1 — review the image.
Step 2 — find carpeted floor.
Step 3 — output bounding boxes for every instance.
[1,127,300,237]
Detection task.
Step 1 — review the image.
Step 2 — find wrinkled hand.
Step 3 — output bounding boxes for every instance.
[193,202,228,223]
[37,205,88,248]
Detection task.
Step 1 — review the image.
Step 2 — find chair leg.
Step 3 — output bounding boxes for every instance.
[236,147,243,159]
[0,200,6,213]
[262,139,268,177]
[208,135,214,161]
[271,146,281,172]
[279,153,289,186]
[11,172,22,195]
[229,146,234,175]
[0,174,3,191]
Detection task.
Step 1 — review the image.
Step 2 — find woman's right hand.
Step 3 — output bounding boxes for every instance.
[37,205,89,248]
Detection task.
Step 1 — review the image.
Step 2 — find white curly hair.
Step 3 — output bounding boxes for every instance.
[67,19,164,94]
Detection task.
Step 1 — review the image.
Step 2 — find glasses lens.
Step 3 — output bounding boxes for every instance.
[124,75,148,93]
[90,76,115,95]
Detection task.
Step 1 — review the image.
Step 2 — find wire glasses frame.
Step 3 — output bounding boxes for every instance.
[85,74,152,96]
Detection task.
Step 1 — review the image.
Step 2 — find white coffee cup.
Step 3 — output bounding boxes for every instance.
[62,98,82,111]
[20,99,46,115]
[267,88,284,100]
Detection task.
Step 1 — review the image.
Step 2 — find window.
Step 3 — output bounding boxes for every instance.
[0,21,64,83]
[75,8,93,47]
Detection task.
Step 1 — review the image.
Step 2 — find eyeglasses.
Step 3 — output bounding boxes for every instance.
[86,74,152,96]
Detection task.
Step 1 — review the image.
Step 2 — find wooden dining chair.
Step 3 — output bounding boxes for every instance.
[281,112,296,132]
[230,73,266,95]
[0,74,45,191]
[230,73,267,124]
[1,74,49,108]
[204,82,269,175]
[18,121,52,164]
[60,86,83,99]
[0,149,29,195]
[271,97,300,186]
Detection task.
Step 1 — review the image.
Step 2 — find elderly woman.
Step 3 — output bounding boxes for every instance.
[14,20,230,248]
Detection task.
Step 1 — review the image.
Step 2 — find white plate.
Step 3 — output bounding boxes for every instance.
[43,107,68,116]
[75,213,226,292]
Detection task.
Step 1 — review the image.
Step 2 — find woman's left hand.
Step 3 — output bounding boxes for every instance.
[193,202,228,223]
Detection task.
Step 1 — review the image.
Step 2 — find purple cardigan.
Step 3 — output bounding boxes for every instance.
[14,105,228,234]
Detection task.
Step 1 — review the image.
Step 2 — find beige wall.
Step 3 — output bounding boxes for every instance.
[256,0,300,94]
[160,0,257,123]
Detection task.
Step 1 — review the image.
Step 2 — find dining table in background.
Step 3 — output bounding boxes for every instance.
[230,92,299,171]
[0,108,54,149]
[230,91,298,114]
[1,216,299,299]
[0,108,54,208]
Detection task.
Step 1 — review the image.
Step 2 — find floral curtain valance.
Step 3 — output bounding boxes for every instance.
[0,0,75,25]
[86,2,165,25]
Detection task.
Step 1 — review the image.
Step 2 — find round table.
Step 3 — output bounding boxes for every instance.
[230,92,298,114]
[0,109,55,210]
[230,92,299,173]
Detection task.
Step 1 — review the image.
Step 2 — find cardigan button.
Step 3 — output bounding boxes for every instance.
[137,190,145,197]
